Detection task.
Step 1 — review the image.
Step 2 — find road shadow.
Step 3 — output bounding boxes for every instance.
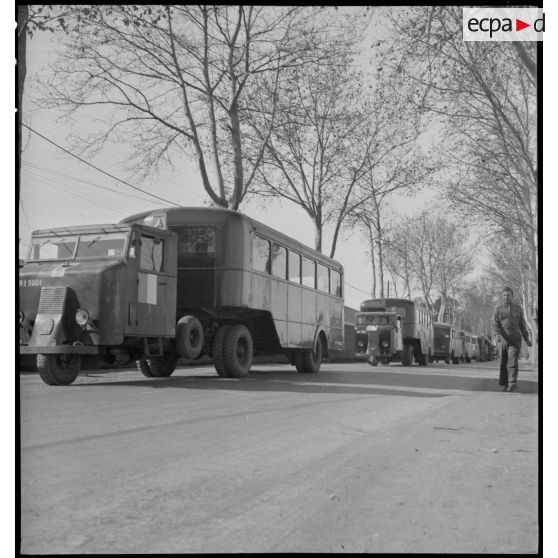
[75,365,539,397]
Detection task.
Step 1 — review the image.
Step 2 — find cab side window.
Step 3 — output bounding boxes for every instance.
[139,235,164,272]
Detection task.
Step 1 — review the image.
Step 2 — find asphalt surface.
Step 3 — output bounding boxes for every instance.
[19,359,539,554]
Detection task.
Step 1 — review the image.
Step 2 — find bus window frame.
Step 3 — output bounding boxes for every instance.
[252,234,271,275]
[288,250,302,284]
[271,242,287,280]
[301,255,316,289]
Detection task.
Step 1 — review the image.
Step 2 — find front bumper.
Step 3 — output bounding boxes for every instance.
[19,345,101,355]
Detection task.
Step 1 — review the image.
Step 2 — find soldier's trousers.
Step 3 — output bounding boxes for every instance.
[499,340,521,386]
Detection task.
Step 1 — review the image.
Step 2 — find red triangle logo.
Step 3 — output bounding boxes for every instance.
[516,19,530,31]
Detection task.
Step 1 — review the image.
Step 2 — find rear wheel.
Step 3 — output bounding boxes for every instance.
[223,324,253,378]
[137,352,177,378]
[298,336,323,374]
[37,353,81,386]
[148,353,178,377]
[137,359,153,377]
[444,355,451,364]
[212,325,232,377]
[176,315,204,359]
[294,351,305,373]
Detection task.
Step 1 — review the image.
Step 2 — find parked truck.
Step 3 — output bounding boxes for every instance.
[19,207,345,385]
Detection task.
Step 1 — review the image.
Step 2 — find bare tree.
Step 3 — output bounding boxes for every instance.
[383,214,473,314]
[249,14,371,255]
[384,5,538,328]
[340,57,436,291]
[35,5,336,209]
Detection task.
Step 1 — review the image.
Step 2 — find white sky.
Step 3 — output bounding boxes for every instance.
[17,8,440,311]
[9,4,556,555]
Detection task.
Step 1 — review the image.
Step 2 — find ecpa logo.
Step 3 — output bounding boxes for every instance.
[463,8,544,41]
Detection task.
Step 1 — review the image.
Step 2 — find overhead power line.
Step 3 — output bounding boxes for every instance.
[344,280,370,295]
[22,123,182,208]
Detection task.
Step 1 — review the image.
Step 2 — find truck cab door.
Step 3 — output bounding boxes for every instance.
[126,227,177,337]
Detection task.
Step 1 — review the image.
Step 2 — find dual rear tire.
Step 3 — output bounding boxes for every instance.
[212,324,253,378]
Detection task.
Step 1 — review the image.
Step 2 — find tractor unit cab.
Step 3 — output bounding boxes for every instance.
[354,310,403,366]
[19,223,177,385]
[355,298,433,366]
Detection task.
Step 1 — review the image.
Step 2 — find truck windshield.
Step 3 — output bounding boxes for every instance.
[356,314,394,326]
[29,232,128,261]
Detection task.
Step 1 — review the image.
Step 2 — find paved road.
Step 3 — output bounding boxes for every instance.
[19,359,539,554]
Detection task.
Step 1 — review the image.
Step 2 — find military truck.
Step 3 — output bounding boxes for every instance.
[19,222,178,385]
[19,207,345,385]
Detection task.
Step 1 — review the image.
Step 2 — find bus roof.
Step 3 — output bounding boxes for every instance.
[121,206,343,270]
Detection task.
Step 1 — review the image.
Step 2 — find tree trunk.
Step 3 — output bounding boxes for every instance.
[366,222,376,299]
[229,99,244,210]
[18,5,28,182]
[314,218,323,253]
[373,198,385,299]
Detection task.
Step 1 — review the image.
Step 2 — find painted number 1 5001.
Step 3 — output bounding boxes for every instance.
[19,279,42,288]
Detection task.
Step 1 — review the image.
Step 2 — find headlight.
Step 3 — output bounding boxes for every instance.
[19,309,24,324]
[75,308,90,326]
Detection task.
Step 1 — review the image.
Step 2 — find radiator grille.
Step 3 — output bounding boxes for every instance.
[38,287,66,313]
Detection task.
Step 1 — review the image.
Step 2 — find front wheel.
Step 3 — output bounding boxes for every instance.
[37,353,81,386]
[368,356,378,366]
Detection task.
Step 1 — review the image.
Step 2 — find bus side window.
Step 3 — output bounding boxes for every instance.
[301,256,315,289]
[331,269,342,297]
[253,235,271,274]
[288,250,301,283]
[317,263,329,293]
[329,269,343,296]
[271,243,287,279]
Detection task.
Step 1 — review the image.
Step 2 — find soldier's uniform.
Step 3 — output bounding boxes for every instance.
[492,302,531,388]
